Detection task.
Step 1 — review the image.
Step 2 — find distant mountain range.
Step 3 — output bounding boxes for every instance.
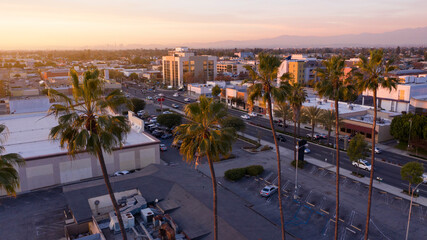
[182,27,427,48]
[71,27,427,50]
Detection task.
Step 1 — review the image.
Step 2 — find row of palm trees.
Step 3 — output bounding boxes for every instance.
[242,50,396,240]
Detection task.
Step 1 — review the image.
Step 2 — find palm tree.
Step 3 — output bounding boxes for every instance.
[0,124,25,196]
[173,96,236,240]
[320,110,335,145]
[48,68,131,240]
[274,101,292,132]
[315,55,354,240]
[354,49,397,240]
[301,106,322,140]
[287,82,307,164]
[245,53,288,240]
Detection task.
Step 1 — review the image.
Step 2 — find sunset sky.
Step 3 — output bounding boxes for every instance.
[1,0,426,50]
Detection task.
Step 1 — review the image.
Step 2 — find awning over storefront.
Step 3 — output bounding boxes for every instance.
[344,123,377,134]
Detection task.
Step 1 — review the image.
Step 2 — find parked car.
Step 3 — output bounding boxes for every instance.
[241,114,250,120]
[277,135,286,142]
[184,98,190,102]
[352,159,371,171]
[159,144,167,151]
[277,122,288,128]
[114,170,130,176]
[137,110,145,117]
[172,104,180,108]
[306,133,322,140]
[161,133,172,139]
[152,130,164,137]
[173,93,179,97]
[146,96,153,100]
[163,111,172,114]
[319,133,327,139]
[423,173,427,183]
[260,185,278,197]
[248,112,257,117]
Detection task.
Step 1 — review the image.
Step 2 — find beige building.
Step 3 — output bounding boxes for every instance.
[0,112,160,196]
[162,47,217,88]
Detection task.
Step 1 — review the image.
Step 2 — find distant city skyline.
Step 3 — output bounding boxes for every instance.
[1,0,427,50]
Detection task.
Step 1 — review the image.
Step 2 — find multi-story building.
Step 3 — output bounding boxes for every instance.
[217,61,247,75]
[362,74,427,113]
[277,54,321,85]
[162,47,217,88]
[234,52,254,59]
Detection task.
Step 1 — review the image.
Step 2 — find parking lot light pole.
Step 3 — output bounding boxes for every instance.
[294,145,299,199]
[405,182,422,240]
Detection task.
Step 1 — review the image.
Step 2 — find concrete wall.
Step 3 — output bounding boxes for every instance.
[0,143,160,196]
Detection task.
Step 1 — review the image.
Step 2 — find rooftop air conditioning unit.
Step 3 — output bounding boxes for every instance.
[141,208,154,224]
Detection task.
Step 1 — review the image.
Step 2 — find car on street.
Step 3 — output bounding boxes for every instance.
[241,114,250,120]
[374,147,381,154]
[114,170,130,176]
[423,173,427,183]
[277,135,286,142]
[137,110,145,117]
[161,133,172,139]
[304,148,311,154]
[260,185,278,197]
[146,96,153,100]
[172,140,182,148]
[277,122,287,128]
[159,144,167,151]
[173,93,179,97]
[352,159,371,171]
[163,111,172,114]
[248,112,257,117]
[184,98,190,102]
[172,104,180,108]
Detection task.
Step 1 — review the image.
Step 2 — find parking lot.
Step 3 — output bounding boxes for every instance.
[196,145,427,239]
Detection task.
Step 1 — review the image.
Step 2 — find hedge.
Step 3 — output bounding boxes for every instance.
[225,165,265,181]
[291,160,306,169]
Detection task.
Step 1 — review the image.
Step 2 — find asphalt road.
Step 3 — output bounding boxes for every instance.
[123,85,427,197]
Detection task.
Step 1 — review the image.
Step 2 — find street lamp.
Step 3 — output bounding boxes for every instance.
[405,182,423,240]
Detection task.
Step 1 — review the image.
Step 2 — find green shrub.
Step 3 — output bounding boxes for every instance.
[260,145,272,151]
[245,165,264,176]
[224,168,246,181]
[291,160,306,169]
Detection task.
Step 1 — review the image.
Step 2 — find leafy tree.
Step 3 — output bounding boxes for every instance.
[221,116,246,132]
[390,113,427,143]
[211,85,221,99]
[0,124,25,196]
[354,49,398,239]
[131,98,146,112]
[301,106,322,139]
[401,162,424,194]
[129,72,139,80]
[157,113,182,129]
[48,68,131,240]
[315,55,354,240]
[347,134,368,176]
[245,53,289,240]
[173,96,236,240]
[274,101,292,131]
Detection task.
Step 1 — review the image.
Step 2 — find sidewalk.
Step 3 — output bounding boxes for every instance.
[238,131,427,207]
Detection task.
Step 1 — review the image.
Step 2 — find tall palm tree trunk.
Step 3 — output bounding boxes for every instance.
[334,99,340,240]
[365,90,377,240]
[283,116,287,132]
[206,155,218,240]
[267,98,286,240]
[298,121,301,137]
[311,123,315,139]
[96,149,127,240]
[327,128,331,146]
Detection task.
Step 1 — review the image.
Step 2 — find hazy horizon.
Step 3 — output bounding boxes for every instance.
[1,0,427,50]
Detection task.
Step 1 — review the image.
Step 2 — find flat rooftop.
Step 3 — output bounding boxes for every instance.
[0,112,156,158]
[302,97,371,114]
